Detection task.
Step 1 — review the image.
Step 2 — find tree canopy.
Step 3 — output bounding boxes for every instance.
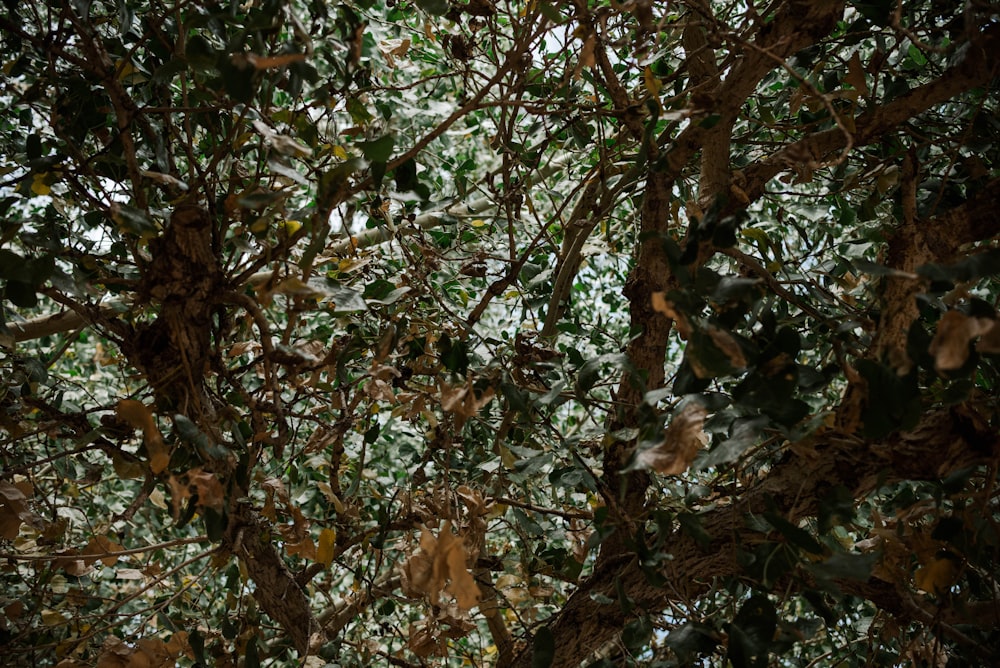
[1,0,999,666]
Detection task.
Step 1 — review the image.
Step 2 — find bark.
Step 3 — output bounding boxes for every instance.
[510,402,998,668]
[223,503,320,655]
[738,23,1000,203]
[507,4,1000,666]
[123,205,223,417]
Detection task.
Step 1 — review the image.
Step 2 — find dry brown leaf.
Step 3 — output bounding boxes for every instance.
[634,403,709,475]
[285,535,317,561]
[440,377,495,431]
[379,38,411,67]
[707,325,748,371]
[975,317,1000,354]
[166,467,225,518]
[116,400,170,474]
[408,621,446,658]
[577,34,596,72]
[929,310,994,371]
[0,479,37,540]
[441,530,480,610]
[844,51,868,98]
[400,521,481,611]
[650,293,692,338]
[84,535,125,567]
[246,53,306,70]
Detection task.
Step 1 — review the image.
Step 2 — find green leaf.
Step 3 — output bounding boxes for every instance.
[727,594,776,668]
[359,135,395,163]
[621,617,653,653]
[5,280,38,308]
[918,249,1000,284]
[807,551,877,583]
[531,626,555,668]
[818,485,856,532]
[111,204,157,239]
[328,284,369,314]
[438,333,469,373]
[677,512,712,550]
[855,359,920,438]
[666,622,720,663]
[850,0,892,26]
[202,506,227,542]
[700,416,767,469]
[366,286,411,305]
[762,508,825,556]
[415,0,449,15]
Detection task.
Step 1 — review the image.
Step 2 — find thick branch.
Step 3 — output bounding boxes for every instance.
[739,23,1000,203]
[224,503,320,655]
[512,403,999,667]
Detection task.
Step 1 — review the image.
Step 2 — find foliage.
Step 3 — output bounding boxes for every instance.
[1,0,999,666]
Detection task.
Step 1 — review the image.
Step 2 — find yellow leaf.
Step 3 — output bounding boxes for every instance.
[332,145,348,160]
[31,173,51,196]
[41,609,66,626]
[643,65,662,97]
[915,551,961,595]
[741,227,769,244]
[316,527,336,567]
[249,218,270,234]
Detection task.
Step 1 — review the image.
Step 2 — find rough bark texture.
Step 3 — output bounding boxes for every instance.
[511,403,998,668]
[223,503,320,655]
[127,205,222,416]
[506,3,1000,666]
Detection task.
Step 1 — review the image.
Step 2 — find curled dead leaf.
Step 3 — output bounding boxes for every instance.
[929,311,994,371]
[634,403,709,475]
[440,377,495,431]
[400,521,481,611]
[166,467,226,519]
[651,292,692,338]
[116,400,170,474]
[0,480,35,540]
[707,325,748,372]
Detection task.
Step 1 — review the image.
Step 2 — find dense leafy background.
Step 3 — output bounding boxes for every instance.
[1,1,999,666]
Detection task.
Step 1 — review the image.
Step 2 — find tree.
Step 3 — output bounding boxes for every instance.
[1,0,998,665]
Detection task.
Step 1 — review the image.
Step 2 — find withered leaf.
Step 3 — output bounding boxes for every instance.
[116,400,170,474]
[84,535,126,567]
[400,521,481,611]
[440,377,495,431]
[634,403,709,475]
[844,51,868,98]
[706,325,748,372]
[929,311,994,371]
[651,292,692,338]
